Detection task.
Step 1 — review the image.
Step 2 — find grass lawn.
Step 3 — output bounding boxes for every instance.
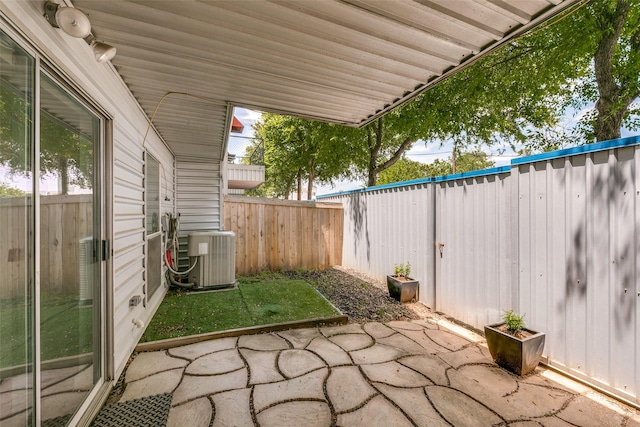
[1,295,94,369]
[140,278,340,342]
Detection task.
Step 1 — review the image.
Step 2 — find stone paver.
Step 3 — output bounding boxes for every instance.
[167,397,212,427]
[238,333,289,350]
[449,364,573,420]
[321,323,366,337]
[120,368,183,402]
[115,319,640,427]
[168,337,237,360]
[363,321,396,338]
[306,336,352,366]
[256,401,331,427]
[278,349,325,378]
[125,351,188,382]
[377,332,430,354]
[398,354,450,385]
[336,394,413,427]
[185,348,243,375]
[171,368,247,405]
[374,383,450,426]
[210,388,253,427]
[326,366,377,412]
[556,395,630,427]
[387,320,426,331]
[362,361,432,387]
[426,385,504,426]
[277,327,321,349]
[438,344,492,368]
[328,333,374,352]
[350,342,408,364]
[391,328,449,354]
[252,368,327,412]
[425,329,471,351]
[239,348,285,385]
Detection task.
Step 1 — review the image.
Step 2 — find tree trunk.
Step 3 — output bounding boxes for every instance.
[58,157,68,195]
[296,169,302,200]
[307,160,315,200]
[366,117,415,187]
[451,143,457,174]
[593,0,633,142]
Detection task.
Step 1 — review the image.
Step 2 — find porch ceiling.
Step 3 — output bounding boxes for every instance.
[72,0,578,160]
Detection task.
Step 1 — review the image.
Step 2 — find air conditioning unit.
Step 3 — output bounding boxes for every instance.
[187,231,236,289]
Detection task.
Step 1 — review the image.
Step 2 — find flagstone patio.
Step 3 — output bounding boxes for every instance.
[117,319,640,426]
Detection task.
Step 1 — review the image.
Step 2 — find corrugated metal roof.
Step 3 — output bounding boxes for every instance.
[72,0,579,160]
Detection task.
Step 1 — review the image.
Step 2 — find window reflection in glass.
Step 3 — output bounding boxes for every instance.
[0,29,35,426]
[38,73,100,424]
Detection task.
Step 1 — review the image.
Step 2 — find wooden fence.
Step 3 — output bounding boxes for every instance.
[0,194,92,299]
[223,195,343,275]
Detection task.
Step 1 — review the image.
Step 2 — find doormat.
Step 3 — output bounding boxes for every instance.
[91,393,173,427]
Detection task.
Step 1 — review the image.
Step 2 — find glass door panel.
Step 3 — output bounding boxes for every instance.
[38,73,101,424]
[0,30,35,426]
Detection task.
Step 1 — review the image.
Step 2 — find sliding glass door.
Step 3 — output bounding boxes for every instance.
[0,28,105,426]
[0,28,35,427]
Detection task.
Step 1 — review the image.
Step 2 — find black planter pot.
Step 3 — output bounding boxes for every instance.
[484,323,545,376]
[386,275,419,303]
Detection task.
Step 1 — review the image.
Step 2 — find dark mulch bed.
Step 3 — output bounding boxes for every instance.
[282,268,420,323]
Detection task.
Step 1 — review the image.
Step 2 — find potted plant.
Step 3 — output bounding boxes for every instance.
[386,262,419,303]
[484,310,545,376]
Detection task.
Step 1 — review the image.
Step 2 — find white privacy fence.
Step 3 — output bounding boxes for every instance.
[320,136,640,406]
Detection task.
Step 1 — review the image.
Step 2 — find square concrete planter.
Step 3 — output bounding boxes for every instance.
[386,275,419,303]
[484,323,545,376]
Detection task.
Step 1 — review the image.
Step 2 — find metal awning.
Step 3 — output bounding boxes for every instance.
[72,0,579,160]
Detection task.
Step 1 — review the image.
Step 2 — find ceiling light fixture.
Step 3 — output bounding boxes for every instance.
[44,1,91,39]
[84,34,117,63]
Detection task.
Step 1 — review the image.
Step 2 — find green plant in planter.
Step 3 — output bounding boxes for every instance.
[394,262,411,279]
[503,310,526,335]
[485,309,544,376]
[387,262,418,303]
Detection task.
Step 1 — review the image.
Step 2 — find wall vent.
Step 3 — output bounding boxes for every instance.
[187,231,235,289]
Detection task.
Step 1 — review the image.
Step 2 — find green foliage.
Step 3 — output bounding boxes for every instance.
[377,157,432,185]
[455,150,495,174]
[247,113,354,199]
[377,150,495,185]
[502,310,526,334]
[394,262,411,278]
[0,183,25,197]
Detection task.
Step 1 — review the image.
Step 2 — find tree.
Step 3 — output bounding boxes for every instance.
[248,113,352,199]
[376,157,432,185]
[578,0,640,141]
[0,183,25,197]
[377,150,495,185]
[1,84,94,195]
[408,0,639,151]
